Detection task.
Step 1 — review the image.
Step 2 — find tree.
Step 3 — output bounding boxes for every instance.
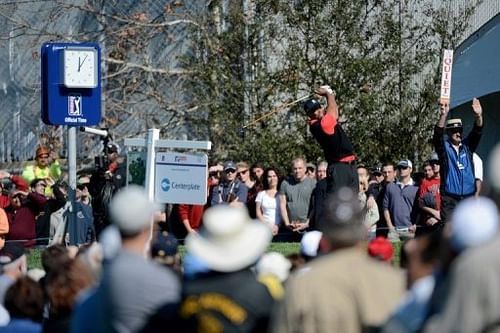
[184,0,478,169]
[0,0,478,170]
[0,0,203,161]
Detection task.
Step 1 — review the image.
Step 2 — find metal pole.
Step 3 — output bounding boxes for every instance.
[67,126,77,245]
[144,128,160,201]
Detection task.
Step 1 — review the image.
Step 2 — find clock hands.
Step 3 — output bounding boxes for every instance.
[78,54,88,72]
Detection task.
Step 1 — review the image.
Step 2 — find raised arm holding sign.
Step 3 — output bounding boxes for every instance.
[433,49,484,222]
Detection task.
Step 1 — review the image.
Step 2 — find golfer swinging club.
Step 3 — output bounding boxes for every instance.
[304,85,358,194]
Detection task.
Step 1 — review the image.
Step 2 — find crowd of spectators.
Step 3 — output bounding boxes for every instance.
[0,93,498,332]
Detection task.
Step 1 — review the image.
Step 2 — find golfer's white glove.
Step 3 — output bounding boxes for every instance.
[320,85,334,95]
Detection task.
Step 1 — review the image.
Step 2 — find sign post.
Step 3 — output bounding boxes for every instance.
[41,42,102,242]
[124,134,211,250]
[41,42,102,126]
[155,152,208,204]
[124,135,212,202]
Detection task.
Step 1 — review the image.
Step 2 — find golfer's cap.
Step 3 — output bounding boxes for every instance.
[304,99,322,115]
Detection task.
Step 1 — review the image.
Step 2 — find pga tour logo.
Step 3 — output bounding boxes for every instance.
[68,94,82,116]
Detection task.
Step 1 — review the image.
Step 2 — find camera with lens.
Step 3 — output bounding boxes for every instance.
[0,178,13,196]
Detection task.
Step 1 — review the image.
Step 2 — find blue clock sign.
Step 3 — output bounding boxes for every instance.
[41,42,102,126]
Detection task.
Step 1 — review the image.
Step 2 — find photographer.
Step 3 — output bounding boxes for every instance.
[104,142,126,189]
[0,170,30,209]
[5,179,47,248]
[304,86,358,194]
[89,142,126,237]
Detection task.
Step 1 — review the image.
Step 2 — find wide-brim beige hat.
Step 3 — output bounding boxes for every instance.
[186,206,272,272]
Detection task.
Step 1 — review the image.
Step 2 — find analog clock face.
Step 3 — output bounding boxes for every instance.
[63,48,97,88]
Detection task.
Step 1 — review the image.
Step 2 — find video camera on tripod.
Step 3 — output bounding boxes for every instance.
[79,127,112,172]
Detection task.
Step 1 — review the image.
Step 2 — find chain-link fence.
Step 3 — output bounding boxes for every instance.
[0,0,206,167]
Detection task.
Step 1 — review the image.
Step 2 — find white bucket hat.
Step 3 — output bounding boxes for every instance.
[256,252,291,282]
[300,231,323,257]
[109,185,161,235]
[186,205,272,272]
[450,197,499,252]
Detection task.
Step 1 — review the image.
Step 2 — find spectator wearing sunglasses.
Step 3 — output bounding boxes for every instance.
[206,164,223,209]
[383,160,419,241]
[237,162,262,218]
[210,161,248,207]
[433,98,483,222]
[305,163,316,179]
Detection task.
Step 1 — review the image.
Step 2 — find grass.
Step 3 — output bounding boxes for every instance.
[27,241,402,270]
[27,248,43,270]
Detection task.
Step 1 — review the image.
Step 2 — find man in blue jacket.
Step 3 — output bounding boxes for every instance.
[433,98,483,222]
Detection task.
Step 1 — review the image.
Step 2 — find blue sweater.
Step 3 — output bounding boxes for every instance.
[383,182,419,227]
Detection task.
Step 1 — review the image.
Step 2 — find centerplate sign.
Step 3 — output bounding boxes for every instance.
[155,152,208,204]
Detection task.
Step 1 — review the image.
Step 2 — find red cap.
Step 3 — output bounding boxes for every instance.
[368,237,394,262]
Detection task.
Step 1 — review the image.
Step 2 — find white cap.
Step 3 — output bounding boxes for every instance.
[397,159,413,169]
[109,185,161,235]
[255,252,292,282]
[300,231,323,257]
[450,197,499,252]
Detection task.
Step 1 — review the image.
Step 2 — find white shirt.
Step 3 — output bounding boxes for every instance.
[473,152,483,181]
[255,190,281,225]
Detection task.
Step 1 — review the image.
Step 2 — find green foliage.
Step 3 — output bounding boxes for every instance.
[128,153,146,186]
[27,248,42,270]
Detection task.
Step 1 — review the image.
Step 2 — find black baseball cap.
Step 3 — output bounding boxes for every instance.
[304,99,322,115]
[370,166,383,176]
[151,232,179,265]
[106,143,120,154]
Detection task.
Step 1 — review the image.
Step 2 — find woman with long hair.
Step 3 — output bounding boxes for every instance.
[255,167,281,236]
